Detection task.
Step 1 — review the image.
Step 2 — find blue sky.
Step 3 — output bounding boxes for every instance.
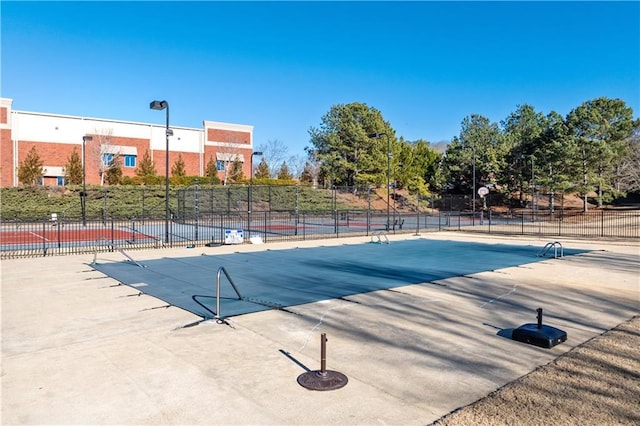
[2,1,638,159]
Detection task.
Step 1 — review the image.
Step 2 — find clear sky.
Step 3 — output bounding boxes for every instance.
[2,1,638,159]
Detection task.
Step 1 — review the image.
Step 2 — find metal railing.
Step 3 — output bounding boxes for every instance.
[538,241,564,259]
[213,266,243,321]
[1,208,637,258]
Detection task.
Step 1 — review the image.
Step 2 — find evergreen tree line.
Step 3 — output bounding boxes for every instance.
[305,97,638,210]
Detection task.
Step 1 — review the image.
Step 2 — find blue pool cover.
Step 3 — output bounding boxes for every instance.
[90,239,586,319]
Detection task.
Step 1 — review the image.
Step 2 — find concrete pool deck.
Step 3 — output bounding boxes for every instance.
[2,232,639,425]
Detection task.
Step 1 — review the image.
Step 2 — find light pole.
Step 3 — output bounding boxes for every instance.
[81,135,92,226]
[368,132,391,231]
[519,154,535,221]
[472,144,476,226]
[249,151,263,237]
[149,100,172,244]
[530,155,535,221]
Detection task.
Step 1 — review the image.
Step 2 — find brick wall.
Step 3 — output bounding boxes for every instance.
[19,141,71,167]
[152,150,200,177]
[0,128,13,186]
[207,128,250,144]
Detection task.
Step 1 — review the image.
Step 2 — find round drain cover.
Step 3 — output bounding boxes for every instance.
[297,370,348,391]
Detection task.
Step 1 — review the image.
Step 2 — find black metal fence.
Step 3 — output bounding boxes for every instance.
[1,207,637,259]
[444,209,640,239]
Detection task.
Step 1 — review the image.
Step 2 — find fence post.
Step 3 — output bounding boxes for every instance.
[219,213,224,245]
[367,187,371,235]
[57,216,62,248]
[558,209,563,236]
[295,185,299,236]
[103,189,108,225]
[194,179,199,242]
[42,220,47,256]
[263,211,267,243]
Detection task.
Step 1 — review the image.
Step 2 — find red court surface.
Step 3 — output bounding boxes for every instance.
[0,228,154,245]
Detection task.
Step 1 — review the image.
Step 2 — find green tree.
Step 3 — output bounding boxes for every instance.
[394,138,440,195]
[254,158,270,179]
[616,122,640,193]
[135,149,156,177]
[64,147,83,185]
[18,146,44,185]
[500,104,546,204]
[308,102,393,188]
[228,158,244,182]
[276,162,293,180]
[171,153,186,177]
[300,162,314,184]
[534,111,580,211]
[205,155,217,177]
[566,97,635,210]
[104,155,122,185]
[442,115,505,197]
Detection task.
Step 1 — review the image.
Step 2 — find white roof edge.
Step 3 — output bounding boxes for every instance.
[11,109,204,132]
[203,120,253,132]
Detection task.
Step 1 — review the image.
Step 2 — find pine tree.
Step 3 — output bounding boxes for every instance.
[135,149,156,176]
[277,162,293,180]
[254,158,270,179]
[105,155,123,185]
[300,162,314,183]
[64,147,83,185]
[171,153,186,177]
[205,155,217,177]
[229,158,244,182]
[18,146,44,185]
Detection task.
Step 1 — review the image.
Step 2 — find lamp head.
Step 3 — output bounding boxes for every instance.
[82,136,93,142]
[150,100,168,110]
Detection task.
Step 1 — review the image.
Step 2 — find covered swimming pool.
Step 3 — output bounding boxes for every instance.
[90,238,586,319]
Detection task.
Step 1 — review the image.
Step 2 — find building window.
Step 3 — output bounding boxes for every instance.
[57,176,65,186]
[124,155,136,167]
[216,160,225,171]
[102,153,114,166]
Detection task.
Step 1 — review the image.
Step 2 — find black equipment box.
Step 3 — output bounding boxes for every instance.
[512,308,567,349]
[512,323,567,348]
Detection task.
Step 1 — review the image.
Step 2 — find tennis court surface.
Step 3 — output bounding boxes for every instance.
[90,238,587,319]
